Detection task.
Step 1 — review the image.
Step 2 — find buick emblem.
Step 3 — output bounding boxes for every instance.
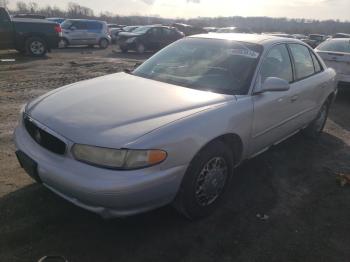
[35,130,42,143]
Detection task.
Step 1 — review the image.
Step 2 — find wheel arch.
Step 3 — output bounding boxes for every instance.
[193,133,244,167]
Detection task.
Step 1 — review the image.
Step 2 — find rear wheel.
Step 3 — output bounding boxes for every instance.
[173,140,234,220]
[25,37,47,57]
[99,38,109,49]
[303,100,329,139]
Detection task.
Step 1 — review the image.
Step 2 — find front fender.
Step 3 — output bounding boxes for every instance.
[125,96,254,169]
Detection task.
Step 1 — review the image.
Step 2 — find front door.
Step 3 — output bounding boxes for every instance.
[251,44,299,154]
[68,21,88,45]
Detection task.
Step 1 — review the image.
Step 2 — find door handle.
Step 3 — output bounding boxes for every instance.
[290,95,298,102]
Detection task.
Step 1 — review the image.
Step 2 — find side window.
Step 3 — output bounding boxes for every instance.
[260,44,293,83]
[310,51,322,73]
[73,21,87,30]
[150,28,162,38]
[87,22,102,30]
[289,44,315,80]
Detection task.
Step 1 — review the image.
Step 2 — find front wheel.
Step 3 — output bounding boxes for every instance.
[99,38,109,49]
[303,101,329,139]
[173,140,234,220]
[25,37,47,57]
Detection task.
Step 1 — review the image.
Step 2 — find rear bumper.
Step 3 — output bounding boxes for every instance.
[14,121,187,218]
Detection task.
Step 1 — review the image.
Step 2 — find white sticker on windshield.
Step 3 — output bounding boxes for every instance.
[228,48,259,58]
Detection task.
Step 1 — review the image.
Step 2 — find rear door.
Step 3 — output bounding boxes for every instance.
[145,27,162,50]
[0,8,14,49]
[251,44,298,153]
[69,21,88,45]
[160,28,178,48]
[288,43,323,125]
[85,21,102,44]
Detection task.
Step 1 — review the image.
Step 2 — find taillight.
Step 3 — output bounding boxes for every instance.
[54,25,62,33]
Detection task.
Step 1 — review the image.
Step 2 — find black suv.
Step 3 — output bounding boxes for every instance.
[117,25,184,54]
[0,7,61,56]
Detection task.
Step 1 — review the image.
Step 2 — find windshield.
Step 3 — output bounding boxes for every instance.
[317,40,350,53]
[61,20,73,29]
[124,26,138,32]
[132,26,151,34]
[310,35,323,41]
[133,38,262,95]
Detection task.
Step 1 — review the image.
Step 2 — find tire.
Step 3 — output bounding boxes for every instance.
[25,37,47,57]
[173,140,234,220]
[99,38,109,49]
[303,100,330,139]
[136,43,145,54]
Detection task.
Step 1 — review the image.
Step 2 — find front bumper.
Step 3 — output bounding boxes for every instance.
[14,121,187,218]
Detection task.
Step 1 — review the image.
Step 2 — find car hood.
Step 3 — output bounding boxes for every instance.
[26,72,233,148]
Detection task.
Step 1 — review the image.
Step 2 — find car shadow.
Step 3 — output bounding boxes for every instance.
[1,131,350,262]
[329,86,350,132]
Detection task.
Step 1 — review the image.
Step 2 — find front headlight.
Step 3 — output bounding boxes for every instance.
[126,37,136,43]
[72,144,167,169]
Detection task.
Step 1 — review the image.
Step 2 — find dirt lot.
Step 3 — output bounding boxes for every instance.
[0,47,350,262]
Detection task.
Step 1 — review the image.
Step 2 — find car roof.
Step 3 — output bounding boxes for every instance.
[190,33,305,46]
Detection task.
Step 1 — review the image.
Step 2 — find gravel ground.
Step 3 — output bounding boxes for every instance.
[0,47,349,262]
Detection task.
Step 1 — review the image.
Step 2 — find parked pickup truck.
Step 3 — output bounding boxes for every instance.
[0,7,61,56]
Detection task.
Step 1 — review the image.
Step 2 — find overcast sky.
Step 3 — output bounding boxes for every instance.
[8,0,350,21]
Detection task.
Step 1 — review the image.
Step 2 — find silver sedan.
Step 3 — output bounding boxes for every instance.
[14,34,337,219]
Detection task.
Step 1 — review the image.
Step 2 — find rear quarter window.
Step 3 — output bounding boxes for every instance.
[87,22,103,30]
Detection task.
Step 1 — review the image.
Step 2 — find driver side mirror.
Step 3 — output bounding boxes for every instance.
[255,77,290,94]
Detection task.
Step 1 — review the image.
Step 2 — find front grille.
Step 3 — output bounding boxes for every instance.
[23,115,66,155]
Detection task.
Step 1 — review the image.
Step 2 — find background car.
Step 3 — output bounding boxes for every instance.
[171,23,207,36]
[117,25,184,53]
[265,33,296,38]
[303,34,326,48]
[60,19,111,49]
[110,25,140,43]
[217,27,252,33]
[46,17,66,24]
[332,33,350,38]
[315,38,350,85]
[0,7,61,56]
[12,13,46,19]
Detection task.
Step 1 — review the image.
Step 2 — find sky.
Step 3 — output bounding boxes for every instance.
[7,0,350,21]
